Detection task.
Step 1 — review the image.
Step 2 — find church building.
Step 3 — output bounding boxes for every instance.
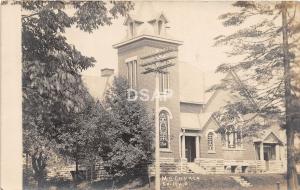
[111,9,287,174]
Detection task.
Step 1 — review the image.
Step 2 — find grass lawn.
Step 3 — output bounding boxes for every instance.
[34,173,294,190]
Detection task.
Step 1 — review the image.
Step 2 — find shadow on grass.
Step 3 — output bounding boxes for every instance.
[90,175,154,190]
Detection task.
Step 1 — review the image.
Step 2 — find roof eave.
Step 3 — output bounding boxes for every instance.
[180,100,205,105]
[113,35,183,49]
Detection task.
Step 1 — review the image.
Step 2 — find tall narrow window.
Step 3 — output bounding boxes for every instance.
[159,110,169,149]
[208,132,214,151]
[159,72,170,93]
[133,60,137,87]
[126,60,137,89]
[127,62,131,87]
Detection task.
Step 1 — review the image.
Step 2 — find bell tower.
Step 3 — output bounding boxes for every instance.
[113,3,183,160]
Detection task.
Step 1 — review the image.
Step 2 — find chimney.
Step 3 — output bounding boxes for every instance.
[101,68,114,77]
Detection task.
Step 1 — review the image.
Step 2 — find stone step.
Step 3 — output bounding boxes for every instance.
[230,176,253,187]
[186,163,206,174]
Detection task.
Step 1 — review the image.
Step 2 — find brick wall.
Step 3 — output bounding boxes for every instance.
[117,38,182,160]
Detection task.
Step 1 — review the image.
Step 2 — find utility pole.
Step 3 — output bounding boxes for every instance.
[141,47,177,190]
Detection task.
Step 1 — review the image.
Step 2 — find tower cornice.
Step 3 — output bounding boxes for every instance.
[113,34,183,49]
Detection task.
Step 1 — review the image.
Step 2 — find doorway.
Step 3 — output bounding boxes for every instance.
[263,144,276,171]
[185,136,196,162]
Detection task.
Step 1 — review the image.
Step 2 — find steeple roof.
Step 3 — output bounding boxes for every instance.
[126,2,167,25]
[113,2,182,48]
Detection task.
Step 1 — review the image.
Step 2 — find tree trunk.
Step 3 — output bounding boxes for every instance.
[24,153,29,187]
[286,126,298,190]
[37,176,44,190]
[31,150,47,190]
[26,153,29,170]
[75,157,79,182]
[282,2,298,190]
[75,142,79,183]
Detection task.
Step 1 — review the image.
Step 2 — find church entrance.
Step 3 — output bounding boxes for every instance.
[263,144,276,171]
[185,136,196,162]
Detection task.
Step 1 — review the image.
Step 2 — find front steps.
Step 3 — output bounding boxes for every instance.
[186,163,206,174]
[231,176,253,188]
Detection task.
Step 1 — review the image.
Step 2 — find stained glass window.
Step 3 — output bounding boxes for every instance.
[208,132,214,150]
[159,111,169,149]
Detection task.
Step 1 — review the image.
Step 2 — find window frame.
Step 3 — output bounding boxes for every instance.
[159,72,170,94]
[206,130,216,153]
[159,109,172,151]
[125,57,138,89]
[221,125,244,150]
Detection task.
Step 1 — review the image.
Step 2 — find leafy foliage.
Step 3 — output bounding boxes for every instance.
[213,2,300,189]
[98,77,154,177]
[21,1,134,185]
[22,0,133,151]
[211,1,300,134]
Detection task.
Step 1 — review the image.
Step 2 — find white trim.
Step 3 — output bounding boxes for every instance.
[179,134,182,158]
[159,109,172,150]
[125,58,138,89]
[206,130,216,152]
[125,56,138,63]
[180,100,205,105]
[183,132,201,137]
[159,107,173,119]
[222,147,246,151]
[205,129,216,137]
[113,34,183,49]
[160,149,172,153]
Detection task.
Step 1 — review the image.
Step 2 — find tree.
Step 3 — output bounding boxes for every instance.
[21,1,134,187]
[212,2,300,189]
[58,99,103,182]
[98,77,154,182]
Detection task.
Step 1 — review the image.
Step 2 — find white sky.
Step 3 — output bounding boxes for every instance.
[65,1,238,78]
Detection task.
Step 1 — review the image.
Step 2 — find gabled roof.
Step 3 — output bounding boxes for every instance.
[113,34,183,48]
[253,131,284,144]
[264,132,283,144]
[148,13,169,23]
[123,15,144,26]
[180,112,214,130]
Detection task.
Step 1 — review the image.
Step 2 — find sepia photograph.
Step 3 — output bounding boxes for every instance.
[1,1,300,190]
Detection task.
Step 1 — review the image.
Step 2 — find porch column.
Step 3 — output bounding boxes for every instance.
[195,135,200,159]
[182,134,186,159]
[260,142,264,161]
[275,144,280,160]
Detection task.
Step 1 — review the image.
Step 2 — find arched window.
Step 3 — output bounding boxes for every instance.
[208,132,214,151]
[159,110,169,149]
[158,20,163,35]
